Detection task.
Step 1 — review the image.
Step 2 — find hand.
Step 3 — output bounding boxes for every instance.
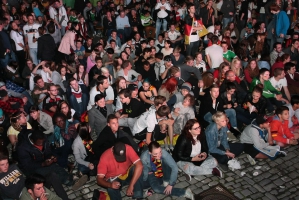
[234,103,238,108]
[126,184,134,196]
[191,155,202,161]
[115,112,121,118]
[174,107,180,113]
[289,139,298,145]
[43,159,54,166]
[119,114,128,119]
[40,193,48,200]
[50,156,57,163]
[276,94,282,101]
[229,12,233,15]
[199,152,207,160]
[227,104,232,109]
[198,80,204,88]
[225,151,235,158]
[280,33,284,38]
[22,96,28,104]
[111,181,121,189]
[88,163,94,170]
[214,78,218,83]
[164,185,173,195]
[94,74,99,79]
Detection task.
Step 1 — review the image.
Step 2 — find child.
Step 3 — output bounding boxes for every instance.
[74,40,86,65]
[193,52,206,73]
[171,94,195,134]
[270,106,299,147]
[69,9,79,22]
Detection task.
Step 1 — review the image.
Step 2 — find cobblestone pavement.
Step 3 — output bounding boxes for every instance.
[64,145,299,200]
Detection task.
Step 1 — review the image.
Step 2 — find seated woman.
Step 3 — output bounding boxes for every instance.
[88,94,114,139]
[140,141,194,199]
[205,111,244,172]
[57,64,73,90]
[244,59,259,84]
[72,122,97,178]
[173,119,222,180]
[73,64,89,88]
[56,100,80,124]
[171,94,195,134]
[8,111,32,147]
[270,106,299,147]
[213,62,230,86]
[101,67,114,85]
[158,77,178,102]
[52,113,78,168]
[139,80,158,110]
[236,85,267,125]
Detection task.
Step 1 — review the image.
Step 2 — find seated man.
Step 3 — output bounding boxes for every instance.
[133,105,170,145]
[31,75,49,109]
[286,95,299,130]
[92,114,138,161]
[97,142,143,200]
[66,78,89,115]
[17,130,87,193]
[116,89,146,132]
[240,115,286,164]
[167,23,183,48]
[29,106,54,135]
[43,84,63,115]
[269,68,291,103]
[284,62,299,95]
[140,141,194,199]
[270,106,299,147]
[20,173,61,200]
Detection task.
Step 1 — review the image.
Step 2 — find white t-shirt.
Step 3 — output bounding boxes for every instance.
[23,23,41,48]
[167,30,181,41]
[10,30,24,51]
[190,140,202,157]
[132,109,157,135]
[269,77,287,91]
[205,44,224,69]
[87,85,114,110]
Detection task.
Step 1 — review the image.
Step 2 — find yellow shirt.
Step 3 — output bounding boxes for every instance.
[7,122,32,137]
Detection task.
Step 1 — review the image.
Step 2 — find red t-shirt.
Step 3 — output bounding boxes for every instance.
[97,145,140,179]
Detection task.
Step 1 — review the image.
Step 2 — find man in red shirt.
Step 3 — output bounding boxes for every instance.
[97,142,143,200]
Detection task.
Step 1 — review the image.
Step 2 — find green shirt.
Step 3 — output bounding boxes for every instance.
[223,50,236,62]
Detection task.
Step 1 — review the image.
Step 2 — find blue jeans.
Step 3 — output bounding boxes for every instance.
[210,144,244,164]
[78,163,90,174]
[143,164,185,197]
[204,109,237,127]
[51,138,73,168]
[0,51,16,69]
[107,166,143,199]
[222,17,233,29]
[117,27,131,44]
[29,48,38,65]
[68,93,88,115]
[156,18,167,39]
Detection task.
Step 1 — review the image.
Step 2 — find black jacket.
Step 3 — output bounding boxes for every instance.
[242,93,267,115]
[92,125,138,160]
[37,34,56,61]
[220,80,247,104]
[199,92,224,117]
[220,91,238,108]
[172,133,209,166]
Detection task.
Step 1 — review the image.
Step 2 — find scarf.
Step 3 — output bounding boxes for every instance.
[151,157,163,178]
[71,86,82,103]
[83,139,94,154]
[97,106,107,117]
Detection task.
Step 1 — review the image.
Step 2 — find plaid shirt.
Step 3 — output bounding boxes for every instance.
[0,97,24,116]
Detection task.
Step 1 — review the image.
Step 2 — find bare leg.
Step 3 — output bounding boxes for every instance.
[255,153,268,159]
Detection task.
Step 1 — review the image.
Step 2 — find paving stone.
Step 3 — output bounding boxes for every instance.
[265,193,277,200]
[240,189,252,197]
[208,181,218,187]
[234,192,243,199]
[259,179,271,186]
[201,178,212,184]
[225,176,234,182]
[174,181,189,188]
[273,178,284,186]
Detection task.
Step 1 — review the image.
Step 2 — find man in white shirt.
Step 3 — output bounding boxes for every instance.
[116,10,131,44]
[10,21,25,71]
[270,68,291,103]
[88,75,114,110]
[167,23,183,48]
[205,35,223,71]
[23,14,41,65]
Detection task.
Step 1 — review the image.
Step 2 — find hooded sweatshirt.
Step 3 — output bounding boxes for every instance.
[270,115,294,144]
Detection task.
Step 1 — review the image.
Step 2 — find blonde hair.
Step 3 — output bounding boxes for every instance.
[101,67,109,74]
[10,111,24,132]
[231,58,241,77]
[212,111,226,123]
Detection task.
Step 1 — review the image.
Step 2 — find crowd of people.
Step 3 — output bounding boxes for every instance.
[0,0,299,199]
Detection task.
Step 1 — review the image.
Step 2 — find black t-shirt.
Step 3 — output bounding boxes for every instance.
[122,98,146,118]
[0,164,25,199]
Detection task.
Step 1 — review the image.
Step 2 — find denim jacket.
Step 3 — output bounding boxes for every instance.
[205,122,230,155]
[140,149,178,186]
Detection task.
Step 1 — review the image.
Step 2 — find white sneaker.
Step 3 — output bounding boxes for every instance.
[247,154,256,165]
[184,173,192,181]
[184,188,194,200]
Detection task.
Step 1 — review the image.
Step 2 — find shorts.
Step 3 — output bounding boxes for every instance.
[243,143,260,158]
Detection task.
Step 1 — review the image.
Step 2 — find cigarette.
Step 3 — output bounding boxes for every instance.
[44,193,49,195]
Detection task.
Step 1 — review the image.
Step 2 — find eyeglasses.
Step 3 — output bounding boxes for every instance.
[192,126,201,130]
[61,107,68,109]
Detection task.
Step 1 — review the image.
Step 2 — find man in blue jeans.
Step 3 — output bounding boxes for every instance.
[140,141,194,199]
[97,142,143,200]
[67,78,88,116]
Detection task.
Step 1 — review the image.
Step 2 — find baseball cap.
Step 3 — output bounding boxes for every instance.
[127,84,138,91]
[0,82,5,88]
[113,142,126,162]
[255,115,270,125]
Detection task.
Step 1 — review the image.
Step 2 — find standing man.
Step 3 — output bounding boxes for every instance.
[97,142,143,200]
[220,0,235,29]
[205,35,223,71]
[23,14,41,65]
[184,3,203,57]
[0,18,16,69]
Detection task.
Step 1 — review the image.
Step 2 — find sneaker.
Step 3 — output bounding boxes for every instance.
[184,173,192,182]
[276,151,287,158]
[184,188,194,200]
[218,163,229,172]
[72,174,88,190]
[212,167,223,178]
[143,188,154,198]
[227,131,238,142]
[169,146,174,151]
[247,154,256,165]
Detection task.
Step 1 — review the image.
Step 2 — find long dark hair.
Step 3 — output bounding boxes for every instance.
[182,119,201,145]
[56,100,72,120]
[77,122,92,141]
